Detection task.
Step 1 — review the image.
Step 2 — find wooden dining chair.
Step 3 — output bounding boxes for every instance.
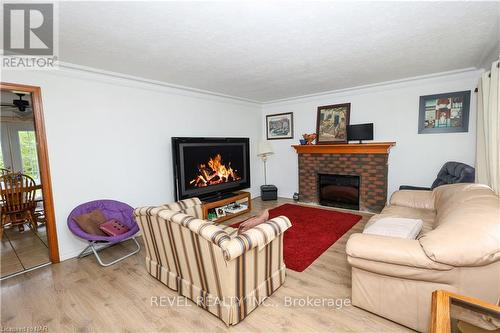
[0,173,38,239]
[0,168,12,176]
[0,169,10,206]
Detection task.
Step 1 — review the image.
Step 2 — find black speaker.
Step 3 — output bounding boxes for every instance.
[261,185,277,201]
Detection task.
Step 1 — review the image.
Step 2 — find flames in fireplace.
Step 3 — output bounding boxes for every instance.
[189,154,241,187]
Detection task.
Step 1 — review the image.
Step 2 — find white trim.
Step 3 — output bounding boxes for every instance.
[56,62,262,106]
[41,63,482,106]
[263,67,481,106]
[59,245,88,262]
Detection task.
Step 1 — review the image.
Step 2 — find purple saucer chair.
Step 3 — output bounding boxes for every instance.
[67,200,140,267]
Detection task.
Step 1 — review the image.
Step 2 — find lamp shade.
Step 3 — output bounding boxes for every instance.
[257,141,274,156]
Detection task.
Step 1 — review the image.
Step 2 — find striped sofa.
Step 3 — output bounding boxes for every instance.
[134,198,291,325]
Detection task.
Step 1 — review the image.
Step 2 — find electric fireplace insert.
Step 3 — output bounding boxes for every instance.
[318,173,360,210]
[172,137,250,200]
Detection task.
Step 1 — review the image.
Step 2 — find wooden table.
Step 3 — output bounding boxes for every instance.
[202,191,251,223]
[431,290,500,332]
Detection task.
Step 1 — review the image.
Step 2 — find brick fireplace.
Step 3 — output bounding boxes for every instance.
[292,142,395,213]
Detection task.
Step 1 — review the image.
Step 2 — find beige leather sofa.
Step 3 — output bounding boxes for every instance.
[346,183,500,332]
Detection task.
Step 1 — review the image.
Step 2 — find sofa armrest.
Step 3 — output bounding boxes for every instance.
[346,233,451,270]
[222,216,291,261]
[390,190,435,210]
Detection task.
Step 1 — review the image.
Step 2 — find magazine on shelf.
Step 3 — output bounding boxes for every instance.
[224,203,248,214]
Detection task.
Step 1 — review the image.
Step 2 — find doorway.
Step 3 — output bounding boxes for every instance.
[0,82,59,279]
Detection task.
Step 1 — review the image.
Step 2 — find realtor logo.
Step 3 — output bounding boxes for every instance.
[2,2,58,69]
[3,3,54,56]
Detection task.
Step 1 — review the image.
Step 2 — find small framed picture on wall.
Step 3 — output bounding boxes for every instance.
[266,112,294,140]
[418,91,471,134]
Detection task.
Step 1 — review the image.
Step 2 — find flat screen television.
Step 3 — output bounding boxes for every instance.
[348,123,374,143]
[172,137,250,201]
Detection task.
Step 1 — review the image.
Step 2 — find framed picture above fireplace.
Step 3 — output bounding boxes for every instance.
[316,103,351,144]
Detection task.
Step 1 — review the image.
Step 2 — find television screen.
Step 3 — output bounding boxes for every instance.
[172,138,250,200]
[348,123,373,142]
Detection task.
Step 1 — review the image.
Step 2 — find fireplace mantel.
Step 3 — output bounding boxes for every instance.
[292,142,396,155]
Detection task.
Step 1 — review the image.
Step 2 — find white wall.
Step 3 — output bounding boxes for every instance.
[261,69,481,202]
[1,68,264,260]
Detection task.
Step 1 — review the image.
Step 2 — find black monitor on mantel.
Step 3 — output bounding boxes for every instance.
[348,123,374,143]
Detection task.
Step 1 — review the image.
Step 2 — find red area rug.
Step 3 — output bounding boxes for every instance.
[232,203,362,272]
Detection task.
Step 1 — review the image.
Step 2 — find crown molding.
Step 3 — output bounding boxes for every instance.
[263,67,481,106]
[57,62,262,106]
[47,63,481,107]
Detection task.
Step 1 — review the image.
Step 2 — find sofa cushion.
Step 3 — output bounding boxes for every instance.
[363,217,423,239]
[366,205,436,236]
[73,209,108,236]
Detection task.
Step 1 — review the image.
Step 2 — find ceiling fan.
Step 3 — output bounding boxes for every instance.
[1,92,32,112]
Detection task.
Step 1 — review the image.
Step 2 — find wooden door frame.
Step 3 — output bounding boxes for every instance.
[1,82,60,263]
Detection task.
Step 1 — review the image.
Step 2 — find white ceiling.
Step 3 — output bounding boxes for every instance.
[59,1,499,102]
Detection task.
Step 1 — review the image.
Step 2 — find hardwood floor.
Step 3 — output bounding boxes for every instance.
[0,198,413,332]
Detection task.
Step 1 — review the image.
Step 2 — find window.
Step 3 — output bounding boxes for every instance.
[0,147,4,169]
[18,131,40,182]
